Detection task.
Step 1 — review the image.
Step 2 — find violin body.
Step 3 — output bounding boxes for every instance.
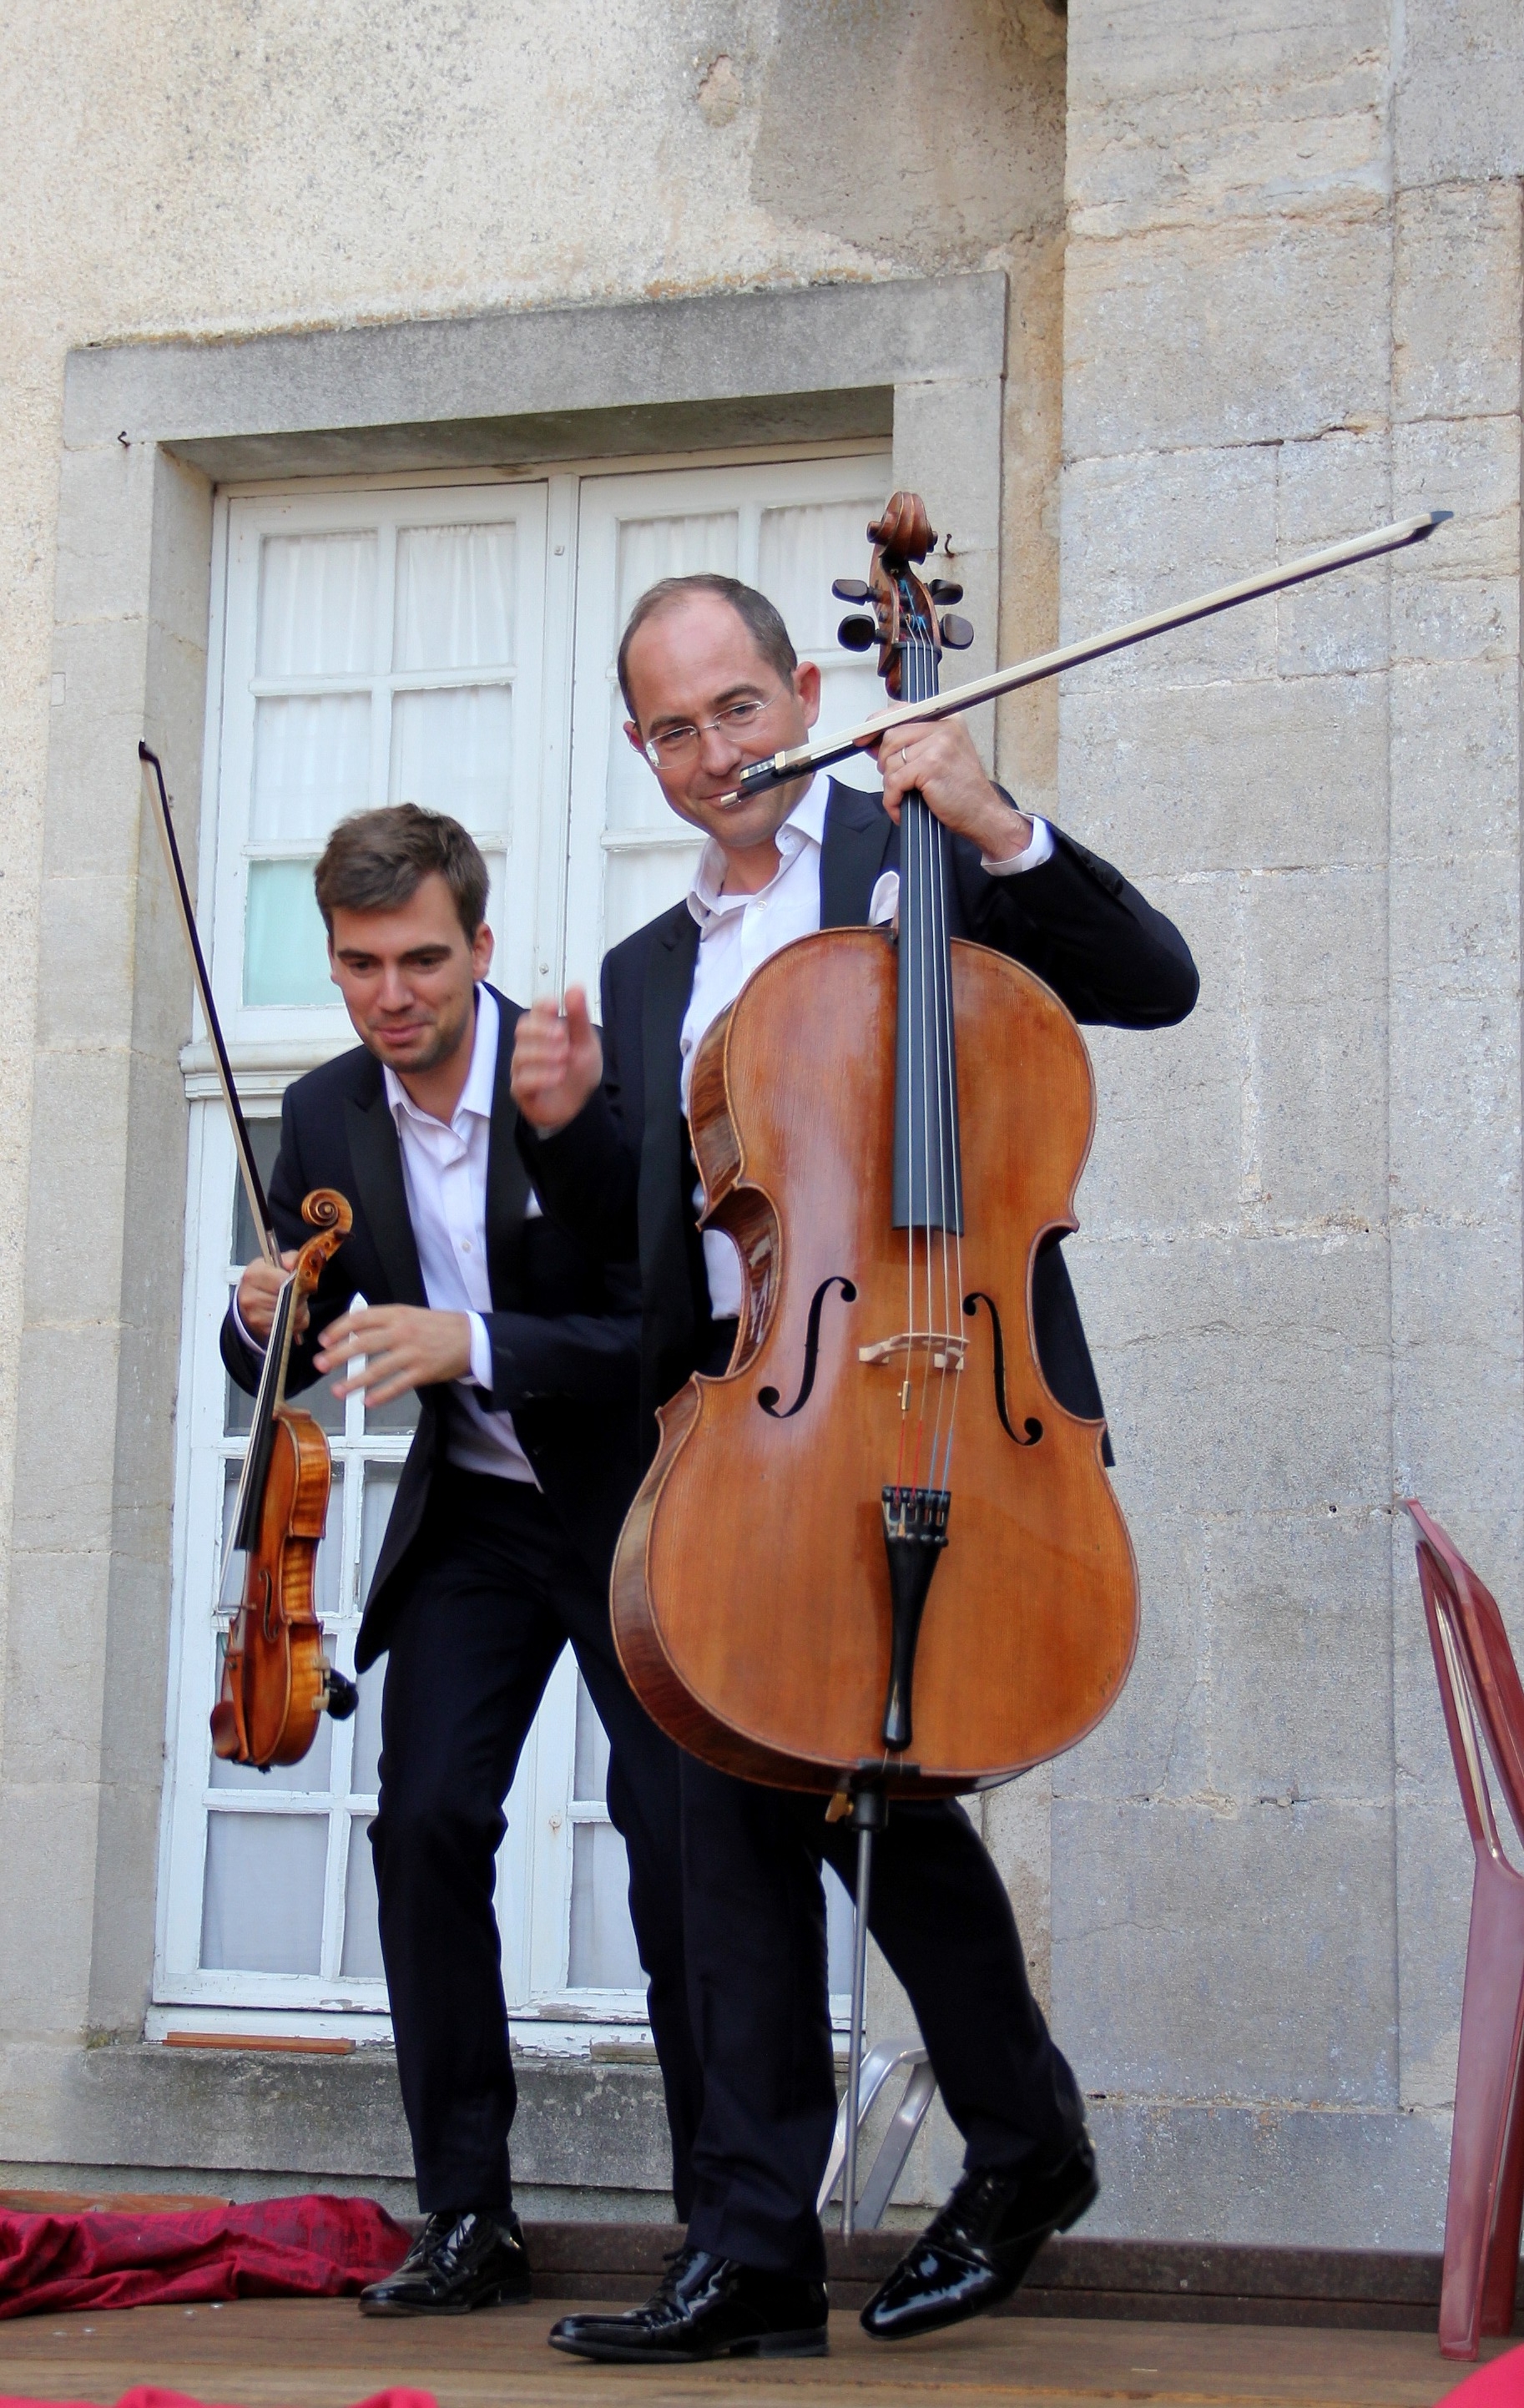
[611,927,1139,1795]
[211,1403,335,1769]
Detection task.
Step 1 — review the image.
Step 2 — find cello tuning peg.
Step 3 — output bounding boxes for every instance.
[929,579,964,605]
[837,613,878,653]
[831,578,870,603]
[938,613,975,649]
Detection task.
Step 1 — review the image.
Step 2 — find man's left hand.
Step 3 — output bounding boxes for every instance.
[870,714,1032,864]
[315,1304,473,1405]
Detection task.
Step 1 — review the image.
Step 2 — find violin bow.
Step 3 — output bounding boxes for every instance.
[139,741,280,1270]
[719,508,1452,805]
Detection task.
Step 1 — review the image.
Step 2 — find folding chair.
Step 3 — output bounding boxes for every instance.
[1407,1500,1524,2359]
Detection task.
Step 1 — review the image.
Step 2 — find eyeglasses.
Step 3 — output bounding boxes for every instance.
[641,689,787,769]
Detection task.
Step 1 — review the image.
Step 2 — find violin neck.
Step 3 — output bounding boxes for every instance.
[231,1275,298,1552]
[892,630,964,1236]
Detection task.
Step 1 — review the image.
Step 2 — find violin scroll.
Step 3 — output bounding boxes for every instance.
[292,1188,353,1295]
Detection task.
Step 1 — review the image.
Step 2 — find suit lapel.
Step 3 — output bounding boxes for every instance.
[485,987,531,1307]
[640,906,700,1303]
[820,778,897,928]
[343,1073,428,1310]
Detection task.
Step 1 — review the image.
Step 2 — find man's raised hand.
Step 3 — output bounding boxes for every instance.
[315,1304,473,1406]
[511,988,603,1133]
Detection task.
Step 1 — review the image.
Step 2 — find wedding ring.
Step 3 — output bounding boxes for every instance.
[900,747,908,764]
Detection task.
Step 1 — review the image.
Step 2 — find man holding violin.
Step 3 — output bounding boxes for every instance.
[222,805,702,2316]
[511,573,1199,2363]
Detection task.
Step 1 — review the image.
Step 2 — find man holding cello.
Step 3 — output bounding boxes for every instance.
[511,563,1199,2363]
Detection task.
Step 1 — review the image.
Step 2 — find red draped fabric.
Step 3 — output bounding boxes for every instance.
[0,2197,411,2320]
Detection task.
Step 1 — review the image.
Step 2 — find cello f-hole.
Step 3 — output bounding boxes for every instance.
[757,1275,857,1419]
[963,1291,1042,1446]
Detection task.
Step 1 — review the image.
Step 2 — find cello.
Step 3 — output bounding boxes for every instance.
[140,743,358,1769]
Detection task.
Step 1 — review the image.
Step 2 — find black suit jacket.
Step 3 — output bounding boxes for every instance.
[220,985,642,1672]
[520,783,1199,1448]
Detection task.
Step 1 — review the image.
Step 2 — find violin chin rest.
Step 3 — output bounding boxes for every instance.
[324,1668,360,1722]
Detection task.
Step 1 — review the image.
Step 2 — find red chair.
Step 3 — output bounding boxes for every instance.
[1407,1501,1524,2359]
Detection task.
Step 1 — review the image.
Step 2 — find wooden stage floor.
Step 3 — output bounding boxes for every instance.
[0,2297,1505,2408]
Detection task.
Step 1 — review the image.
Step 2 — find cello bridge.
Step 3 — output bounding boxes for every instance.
[858,1331,967,1373]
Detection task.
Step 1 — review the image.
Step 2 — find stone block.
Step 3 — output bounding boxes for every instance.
[1242,866,1388,1232]
[1395,0,1524,185]
[52,442,157,629]
[1389,1221,1524,1516]
[1394,1799,1471,2115]
[1390,657,1521,860]
[1394,179,1524,424]
[1067,0,1391,109]
[42,621,152,886]
[1067,1229,1391,1517]
[86,1772,164,2037]
[35,875,139,1052]
[1082,2098,1447,2251]
[1272,430,1394,673]
[1391,415,1521,581]
[0,1790,99,2032]
[148,449,215,653]
[22,1049,131,1323]
[1390,835,1519,1008]
[1060,447,1279,690]
[982,1763,1054,2015]
[1063,218,1391,459]
[1052,1797,1398,2108]
[1389,984,1520,1224]
[1080,980,1244,1240]
[1054,1507,1208,1805]
[10,1326,124,1557]
[3,1548,110,1786]
[1061,671,1389,879]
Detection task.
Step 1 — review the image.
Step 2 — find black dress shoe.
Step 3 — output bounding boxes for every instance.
[359,2209,532,2315]
[861,2134,1098,2341]
[549,2246,829,2362]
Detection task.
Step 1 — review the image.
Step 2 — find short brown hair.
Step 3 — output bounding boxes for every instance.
[314,805,488,939]
[617,575,798,716]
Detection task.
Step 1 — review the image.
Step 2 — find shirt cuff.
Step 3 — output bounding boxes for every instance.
[230,1290,267,1355]
[982,815,1053,876]
[467,1311,495,1393]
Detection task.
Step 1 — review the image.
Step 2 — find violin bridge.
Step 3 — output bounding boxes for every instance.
[858,1331,968,1373]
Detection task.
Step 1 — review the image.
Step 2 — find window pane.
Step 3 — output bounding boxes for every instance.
[200,1813,329,1973]
[258,533,376,676]
[361,1467,402,1598]
[251,693,371,843]
[340,1818,386,1979]
[245,861,333,1007]
[573,1677,610,1803]
[364,1388,421,1435]
[603,843,703,952]
[568,1822,643,1991]
[390,685,512,829]
[826,1860,853,1997]
[394,524,516,671]
[350,1661,384,1796]
[230,1120,283,1268]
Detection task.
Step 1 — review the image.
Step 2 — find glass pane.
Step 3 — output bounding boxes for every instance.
[350,1660,384,1795]
[340,1816,386,1979]
[825,1859,853,1997]
[365,1387,421,1434]
[568,1822,644,1991]
[224,1322,344,1434]
[573,1677,610,1803]
[245,860,333,1008]
[389,685,512,830]
[230,1119,283,1268]
[361,1466,402,1598]
[394,523,516,671]
[199,1812,329,1972]
[603,843,703,953]
[257,532,376,676]
[758,498,886,795]
[210,1468,343,1791]
[250,693,371,843]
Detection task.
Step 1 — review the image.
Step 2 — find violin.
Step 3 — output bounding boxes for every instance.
[139,743,358,1769]
[610,494,1138,1796]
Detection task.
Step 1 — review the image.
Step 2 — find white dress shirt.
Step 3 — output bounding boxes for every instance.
[680,775,1054,1317]
[381,985,539,1483]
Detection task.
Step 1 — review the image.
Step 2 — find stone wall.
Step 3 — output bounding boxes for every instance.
[1055,0,1522,2244]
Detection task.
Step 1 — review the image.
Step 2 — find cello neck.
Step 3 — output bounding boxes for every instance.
[891,608,964,1237]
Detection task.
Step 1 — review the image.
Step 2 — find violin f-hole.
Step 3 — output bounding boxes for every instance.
[758,1275,857,1419]
[963,1292,1042,1446]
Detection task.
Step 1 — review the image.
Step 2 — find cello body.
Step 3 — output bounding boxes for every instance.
[611,927,1139,1795]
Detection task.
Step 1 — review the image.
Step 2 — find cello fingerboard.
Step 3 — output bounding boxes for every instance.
[892,613,964,1234]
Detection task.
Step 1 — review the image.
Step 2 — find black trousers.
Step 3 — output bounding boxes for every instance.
[370,1467,701,2217]
[679,1757,1084,2279]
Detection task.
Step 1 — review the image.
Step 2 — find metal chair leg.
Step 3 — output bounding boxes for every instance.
[818,2040,938,2227]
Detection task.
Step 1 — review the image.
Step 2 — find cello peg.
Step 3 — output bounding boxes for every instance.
[929,579,963,605]
[939,613,975,649]
[837,613,878,652]
[832,578,870,603]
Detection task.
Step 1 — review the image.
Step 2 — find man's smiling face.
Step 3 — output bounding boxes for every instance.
[327,871,493,1074]
[622,591,821,866]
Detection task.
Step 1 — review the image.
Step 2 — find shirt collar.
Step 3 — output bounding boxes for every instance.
[687,773,830,928]
[384,983,499,1131]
